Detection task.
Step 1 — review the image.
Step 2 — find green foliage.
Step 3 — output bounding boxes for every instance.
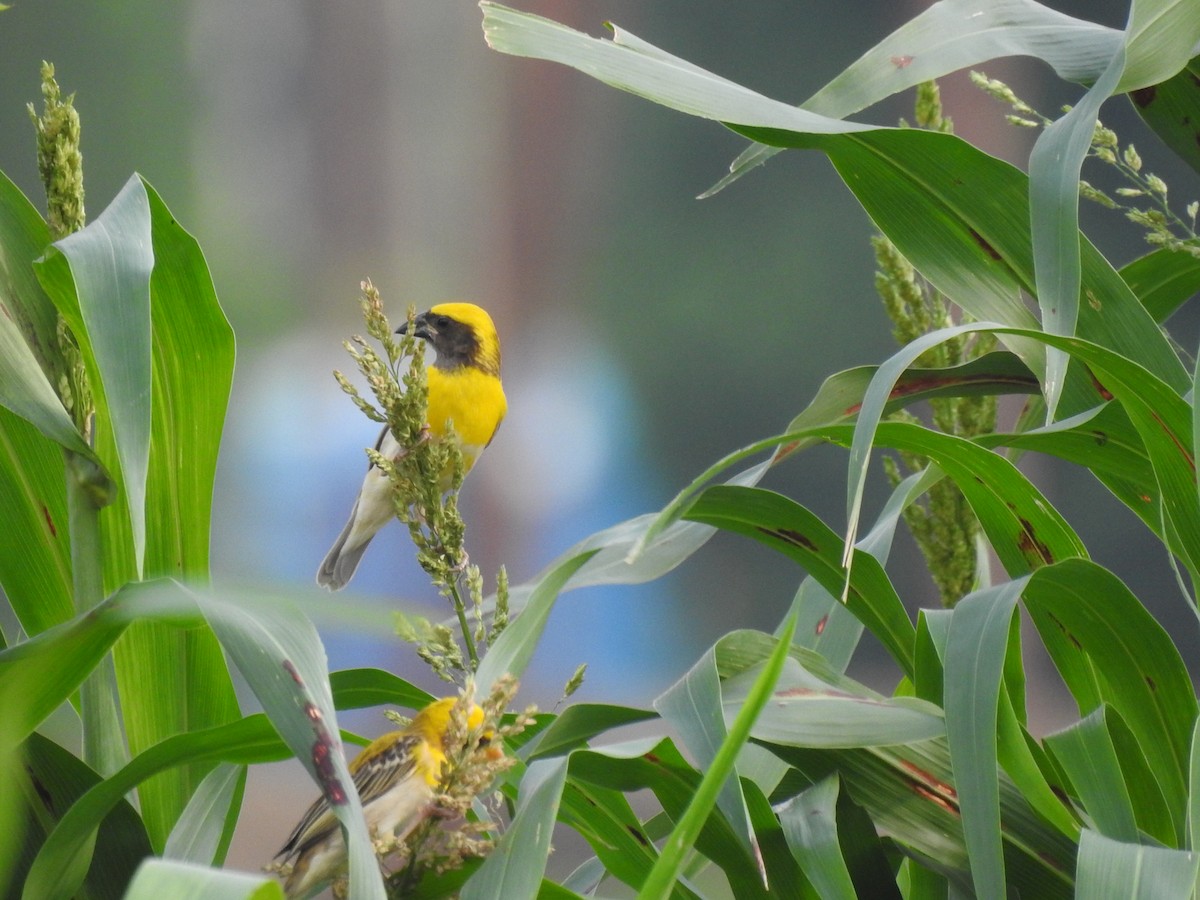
[10,0,1200,897]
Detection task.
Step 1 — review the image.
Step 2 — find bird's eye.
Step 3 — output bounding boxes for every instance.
[436,316,451,329]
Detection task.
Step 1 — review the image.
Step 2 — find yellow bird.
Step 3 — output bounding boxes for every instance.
[317,303,507,590]
[273,697,489,899]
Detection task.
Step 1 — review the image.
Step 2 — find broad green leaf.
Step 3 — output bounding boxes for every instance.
[327,667,433,712]
[655,644,762,885]
[554,776,688,898]
[0,171,83,639]
[21,713,293,900]
[0,170,95,461]
[112,180,239,849]
[0,408,73,637]
[638,616,795,900]
[1045,709,1139,842]
[162,763,245,866]
[572,736,804,898]
[481,4,872,137]
[767,739,1076,896]
[16,582,382,900]
[784,467,944,675]
[0,586,140,748]
[0,171,63,388]
[1075,829,1199,898]
[1189,718,1200,850]
[1023,560,1196,833]
[740,778,812,897]
[1121,0,1200,93]
[1053,704,1174,845]
[190,589,382,900]
[629,352,1038,568]
[1120,247,1200,323]
[806,0,1121,117]
[726,657,945,748]
[481,6,1187,406]
[1028,0,1200,417]
[1194,333,1200,543]
[123,858,280,900]
[944,580,1026,900]
[777,775,857,900]
[915,611,949,707]
[844,324,1197,583]
[0,304,89,458]
[843,420,1088,577]
[12,732,151,900]
[461,757,568,900]
[36,175,154,573]
[683,486,915,677]
[12,666,451,898]
[981,403,1161,539]
[921,609,1079,840]
[1130,57,1200,173]
[707,0,1124,192]
[136,179,235,583]
[788,130,1186,402]
[526,703,658,761]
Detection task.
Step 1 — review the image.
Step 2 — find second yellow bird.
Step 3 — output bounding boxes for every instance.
[273,697,490,898]
[317,302,507,590]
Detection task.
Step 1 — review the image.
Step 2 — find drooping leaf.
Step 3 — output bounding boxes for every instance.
[1074,829,1199,898]
[35,175,154,574]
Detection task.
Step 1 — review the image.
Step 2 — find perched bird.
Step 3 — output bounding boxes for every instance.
[274,697,489,899]
[317,303,507,590]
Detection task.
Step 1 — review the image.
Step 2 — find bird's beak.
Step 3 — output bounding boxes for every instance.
[395,312,433,341]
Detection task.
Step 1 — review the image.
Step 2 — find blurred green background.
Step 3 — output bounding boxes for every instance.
[5,0,1191,879]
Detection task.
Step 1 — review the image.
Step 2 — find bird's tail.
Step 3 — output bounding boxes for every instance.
[316,509,372,591]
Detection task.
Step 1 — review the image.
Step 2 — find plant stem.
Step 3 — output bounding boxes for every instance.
[66,451,126,775]
[447,577,479,668]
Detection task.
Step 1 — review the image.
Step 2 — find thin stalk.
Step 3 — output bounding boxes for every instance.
[66,451,126,774]
[446,575,479,668]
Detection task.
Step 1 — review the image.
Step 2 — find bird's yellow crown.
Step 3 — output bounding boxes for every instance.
[410,695,487,747]
[429,302,502,376]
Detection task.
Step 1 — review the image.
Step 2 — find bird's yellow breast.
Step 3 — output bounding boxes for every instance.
[426,365,507,468]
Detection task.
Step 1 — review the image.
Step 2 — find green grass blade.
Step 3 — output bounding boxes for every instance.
[637,615,796,900]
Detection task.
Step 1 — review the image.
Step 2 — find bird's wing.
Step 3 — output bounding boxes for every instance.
[353,731,424,804]
[275,732,423,860]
